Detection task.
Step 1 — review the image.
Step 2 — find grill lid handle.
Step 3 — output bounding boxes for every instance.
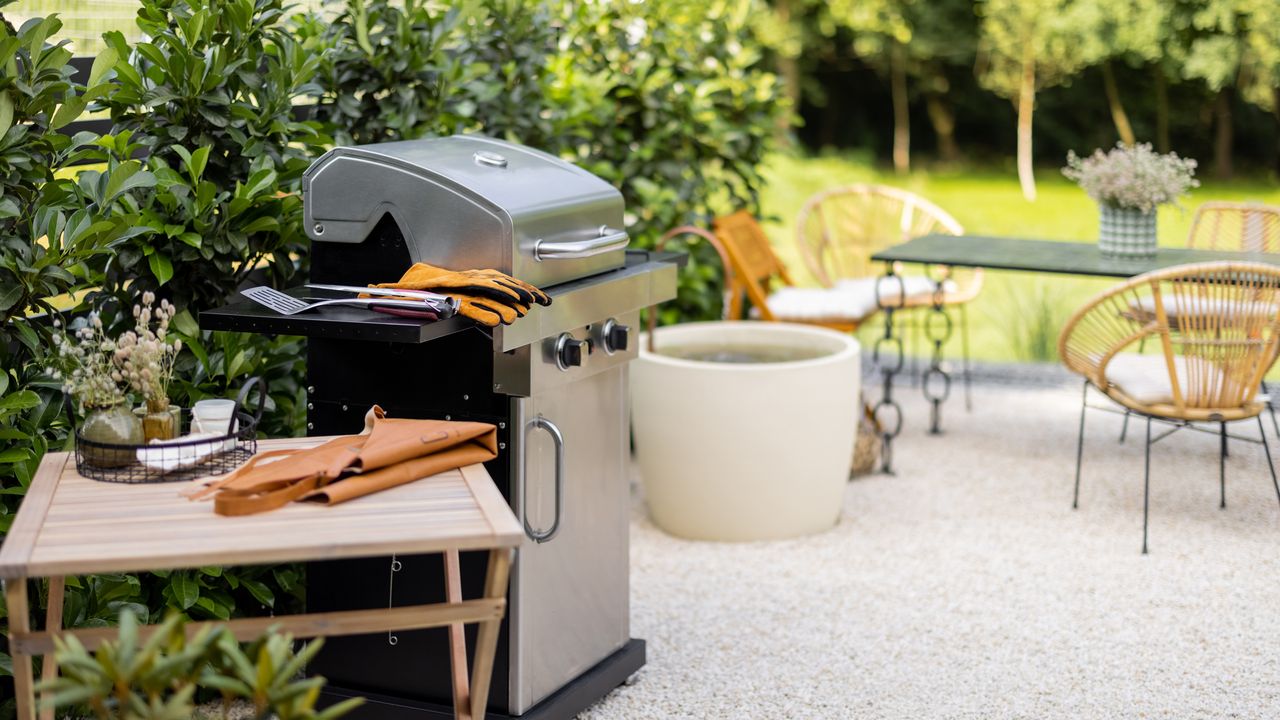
[533,226,629,261]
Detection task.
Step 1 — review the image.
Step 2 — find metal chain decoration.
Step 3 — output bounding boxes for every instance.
[873,269,907,474]
[386,554,403,646]
[922,268,954,434]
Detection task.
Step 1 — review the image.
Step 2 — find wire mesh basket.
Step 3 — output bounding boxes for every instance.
[70,378,266,484]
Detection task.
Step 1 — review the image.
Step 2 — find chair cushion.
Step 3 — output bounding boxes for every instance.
[835,275,957,305]
[1104,353,1258,406]
[1105,354,1186,405]
[762,285,880,323]
[1129,295,1280,322]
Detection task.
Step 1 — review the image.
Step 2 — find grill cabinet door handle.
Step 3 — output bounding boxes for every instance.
[522,415,565,543]
[533,227,629,261]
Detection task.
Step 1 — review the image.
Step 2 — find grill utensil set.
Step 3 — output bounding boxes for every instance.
[240,284,458,319]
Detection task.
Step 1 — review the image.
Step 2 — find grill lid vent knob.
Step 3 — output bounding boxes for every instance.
[473,150,509,168]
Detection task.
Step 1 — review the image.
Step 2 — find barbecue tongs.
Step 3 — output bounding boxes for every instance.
[241,285,459,319]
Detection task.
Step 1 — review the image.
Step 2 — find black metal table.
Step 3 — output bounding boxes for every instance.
[868,234,1280,472]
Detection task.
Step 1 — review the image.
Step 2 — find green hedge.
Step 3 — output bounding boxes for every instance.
[0,0,782,692]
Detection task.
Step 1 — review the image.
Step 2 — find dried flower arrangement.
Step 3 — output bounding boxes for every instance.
[50,313,126,410]
[1062,143,1199,214]
[52,293,185,445]
[52,293,182,410]
[116,292,183,413]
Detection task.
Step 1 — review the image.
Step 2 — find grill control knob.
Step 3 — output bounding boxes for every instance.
[601,318,630,354]
[555,334,587,371]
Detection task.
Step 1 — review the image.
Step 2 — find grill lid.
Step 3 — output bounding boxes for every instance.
[303,135,627,288]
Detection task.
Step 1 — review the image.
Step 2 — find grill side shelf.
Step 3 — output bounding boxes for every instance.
[199,250,686,345]
[199,288,474,344]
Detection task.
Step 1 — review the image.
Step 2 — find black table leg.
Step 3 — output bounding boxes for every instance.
[922,275,954,434]
[873,267,906,473]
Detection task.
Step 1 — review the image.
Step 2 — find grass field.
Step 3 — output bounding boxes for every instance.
[756,153,1280,363]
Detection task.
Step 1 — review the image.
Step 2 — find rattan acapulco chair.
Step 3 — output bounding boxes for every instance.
[1060,261,1280,553]
[795,184,982,407]
[1186,201,1280,253]
[688,210,886,331]
[1119,202,1280,442]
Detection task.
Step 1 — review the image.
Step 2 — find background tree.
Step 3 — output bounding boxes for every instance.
[977,0,1096,200]
[1087,0,1171,146]
[1235,0,1280,172]
[825,0,912,173]
[900,0,978,165]
[1170,0,1246,178]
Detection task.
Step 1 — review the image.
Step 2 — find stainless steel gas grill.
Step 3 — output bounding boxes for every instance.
[202,135,680,720]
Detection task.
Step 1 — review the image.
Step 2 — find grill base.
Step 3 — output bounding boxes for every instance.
[318,639,646,720]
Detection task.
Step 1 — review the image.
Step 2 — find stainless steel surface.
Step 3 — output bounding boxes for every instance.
[493,253,678,354]
[302,135,626,288]
[534,227,629,261]
[508,363,631,713]
[521,416,564,543]
[240,286,453,316]
[493,310,640,399]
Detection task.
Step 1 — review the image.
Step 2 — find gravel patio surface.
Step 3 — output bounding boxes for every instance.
[583,382,1280,719]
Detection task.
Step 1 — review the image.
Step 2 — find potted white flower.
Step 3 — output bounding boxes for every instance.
[1062,143,1199,258]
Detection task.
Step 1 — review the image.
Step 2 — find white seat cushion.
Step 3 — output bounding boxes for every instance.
[1129,296,1280,322]
[758,275,958,323]
[835,275,958,306]
[761,285,880,323]
[1105,354,1187,405]
[1104,353,1258,406]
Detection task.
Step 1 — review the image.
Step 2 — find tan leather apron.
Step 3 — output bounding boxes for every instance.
[190,407,498,516]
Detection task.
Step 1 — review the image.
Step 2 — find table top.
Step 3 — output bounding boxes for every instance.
[0,437,523,580]
[870,235,1280,278]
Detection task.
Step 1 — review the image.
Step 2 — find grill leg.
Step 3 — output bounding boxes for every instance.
[1259,415,1280,509]
[1073,380,1087,510]
[1219,421,1227,510]
[1142,416,1152,555]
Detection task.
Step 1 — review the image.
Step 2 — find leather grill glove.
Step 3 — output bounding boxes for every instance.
[452,268,552,306]
[454,295,529,327]
[375,263,552,307]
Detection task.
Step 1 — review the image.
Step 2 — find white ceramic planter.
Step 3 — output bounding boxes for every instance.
[631,322,860,541]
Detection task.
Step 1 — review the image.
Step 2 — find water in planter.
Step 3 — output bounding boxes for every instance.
[661,343,828,364]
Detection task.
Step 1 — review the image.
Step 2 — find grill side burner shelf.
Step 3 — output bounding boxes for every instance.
[202,254,679,720]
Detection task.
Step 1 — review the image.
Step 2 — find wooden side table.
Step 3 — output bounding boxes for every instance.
[0,437,523,720]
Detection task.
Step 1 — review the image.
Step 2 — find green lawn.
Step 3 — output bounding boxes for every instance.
[756,153,1280,364]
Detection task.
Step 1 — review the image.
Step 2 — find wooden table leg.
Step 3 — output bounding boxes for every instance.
[444,550,471,720]
[468,549,511,720]
[39,577,65,720]
[5,578,35,720]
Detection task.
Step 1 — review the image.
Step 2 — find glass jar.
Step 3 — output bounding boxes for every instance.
[80,402,144,467]
[137,400,181,442]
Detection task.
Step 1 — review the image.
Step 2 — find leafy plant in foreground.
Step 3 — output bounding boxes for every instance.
[38,609,362,720]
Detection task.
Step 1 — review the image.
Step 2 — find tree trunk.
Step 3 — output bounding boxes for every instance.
[1274,86,1280,176]
[925,92,960,164]
[1214,87,1233,179]
[1017,41,1037,201]
[1100,61,1135,146]
[773,0,799,146]
[890,42,909,175]
[1154,67,1170,153]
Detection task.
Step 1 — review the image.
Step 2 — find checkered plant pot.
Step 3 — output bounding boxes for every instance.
[1098,204,1158,258]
